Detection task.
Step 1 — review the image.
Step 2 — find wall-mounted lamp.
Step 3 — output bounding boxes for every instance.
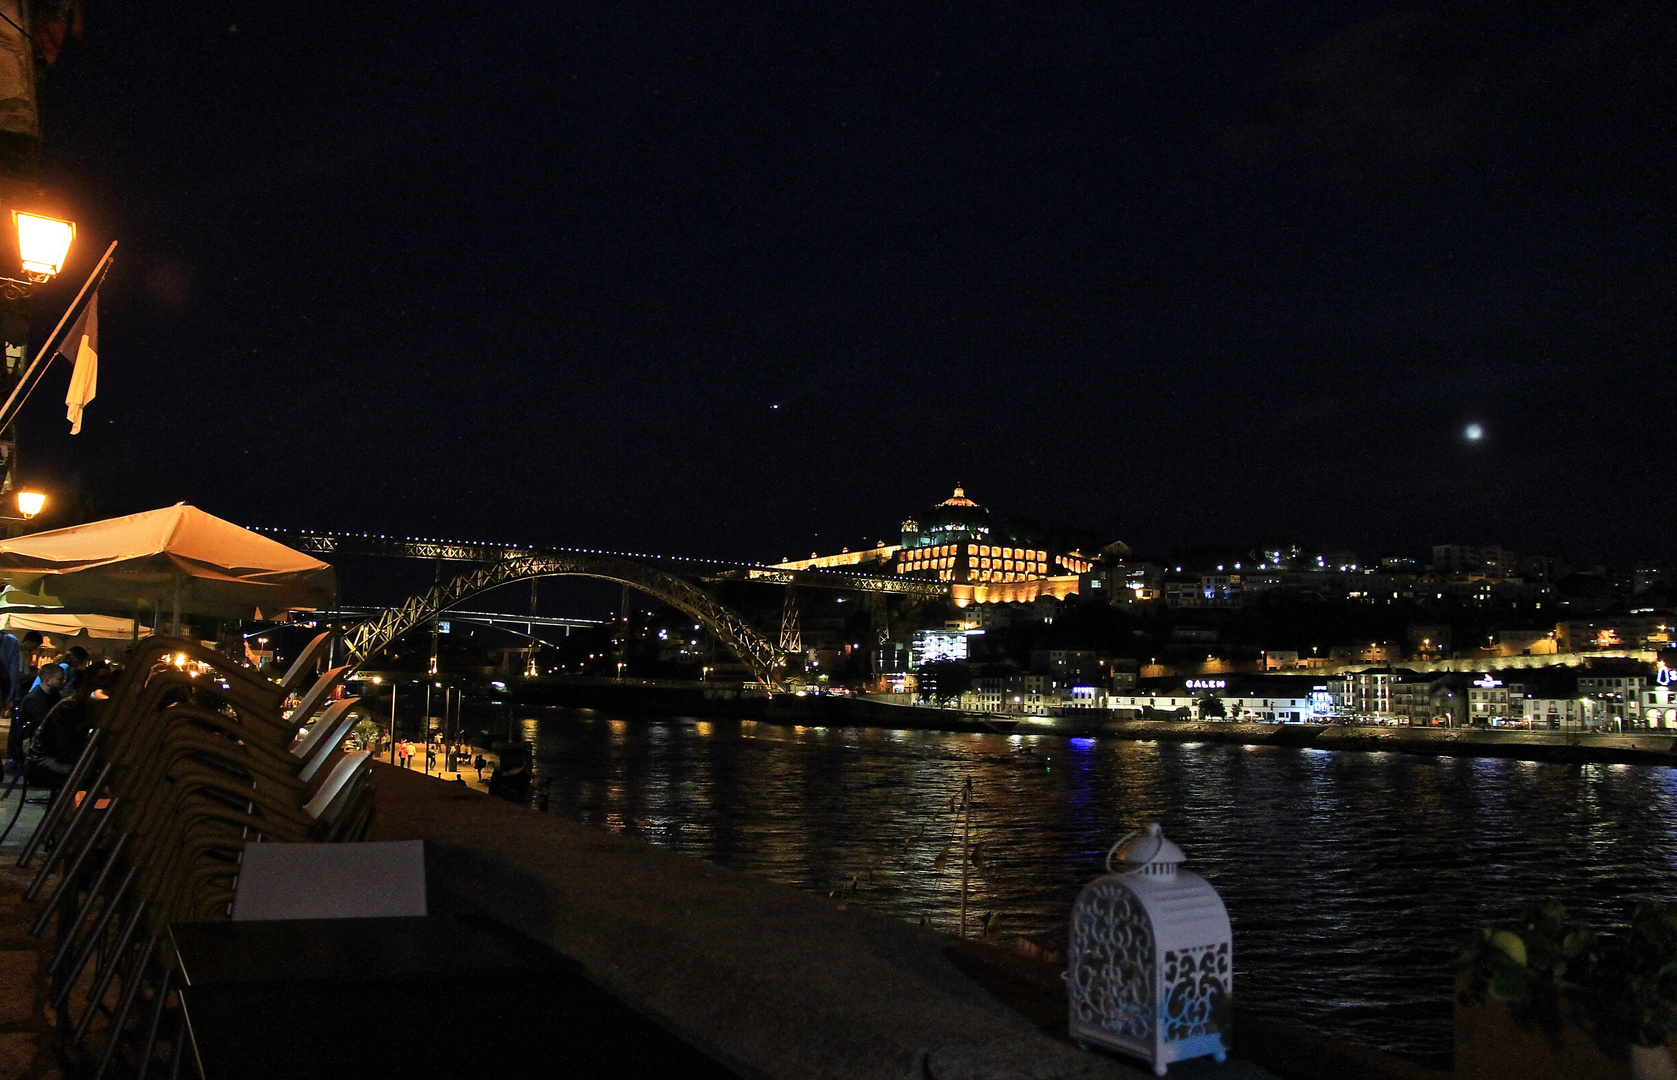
[3,212,75,297]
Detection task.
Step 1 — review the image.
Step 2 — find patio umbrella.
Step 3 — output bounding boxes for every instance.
[0,503,335,630]
[0,611,148,640]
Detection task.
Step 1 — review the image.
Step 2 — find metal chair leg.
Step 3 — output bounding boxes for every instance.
[17,732,100,867]
[55,864,136,1010]
[74,899,144,1045]
[96,931,157,1080]
[26,761,112,897]
[31,796,118,935]
[167,1011,188,1080]
[49,833,127,976]
[134,963,171,1080]
[0,775,26,847]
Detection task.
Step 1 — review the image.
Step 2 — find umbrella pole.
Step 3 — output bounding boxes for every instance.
[170,575,181,636]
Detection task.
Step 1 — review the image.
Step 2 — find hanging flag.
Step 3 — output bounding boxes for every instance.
[62,291,97,435]
[0,242,116,438]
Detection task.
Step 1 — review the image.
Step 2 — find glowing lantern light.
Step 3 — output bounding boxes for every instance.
[13,212,74,280]
[15,490,44,518]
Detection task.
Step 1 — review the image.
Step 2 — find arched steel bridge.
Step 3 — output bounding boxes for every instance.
[337,549,789,688]
[253,529,948,691]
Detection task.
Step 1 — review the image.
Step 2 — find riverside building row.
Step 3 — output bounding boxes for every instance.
[940,666,1677,732]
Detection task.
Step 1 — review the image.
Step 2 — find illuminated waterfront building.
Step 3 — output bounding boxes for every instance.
[971,671,1053,714]
[909,628,975,667]
[1577,672,1646,728]
[1643,671,1677,728]
[1102,675,1326,723]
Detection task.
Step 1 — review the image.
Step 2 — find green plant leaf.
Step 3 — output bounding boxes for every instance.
[1491,930,1528,968]
[1490,968,1531,1005]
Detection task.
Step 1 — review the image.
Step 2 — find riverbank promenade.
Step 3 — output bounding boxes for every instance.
[385,745,498,792]
[520,677,1677,767]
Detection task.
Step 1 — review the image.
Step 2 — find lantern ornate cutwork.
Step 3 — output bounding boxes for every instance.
[1068,823,1231,1075]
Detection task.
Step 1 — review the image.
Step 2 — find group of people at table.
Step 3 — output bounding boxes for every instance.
[3,631,108,791]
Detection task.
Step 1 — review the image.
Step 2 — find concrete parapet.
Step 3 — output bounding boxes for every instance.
[366,763,1272,1079]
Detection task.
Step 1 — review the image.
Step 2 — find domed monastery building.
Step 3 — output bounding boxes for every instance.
[774,486,1092,606]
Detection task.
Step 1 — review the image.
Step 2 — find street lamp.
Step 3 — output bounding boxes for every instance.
[4,212,74,296]
[15,212,73,279]
[1,489,45,536]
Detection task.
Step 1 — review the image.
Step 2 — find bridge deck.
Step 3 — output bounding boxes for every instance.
[252,528,949,596]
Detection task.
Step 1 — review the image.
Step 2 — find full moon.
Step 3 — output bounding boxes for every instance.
[1465,423,1484,441]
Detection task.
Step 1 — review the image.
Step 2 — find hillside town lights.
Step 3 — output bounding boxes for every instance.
[1068,823,1232,1076]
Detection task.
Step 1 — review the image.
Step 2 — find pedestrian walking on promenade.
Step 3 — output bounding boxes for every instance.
[473,753,485,781]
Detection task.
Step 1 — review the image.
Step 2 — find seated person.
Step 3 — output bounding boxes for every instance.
[15,662,65,755]
[25,663,107,788]
[61,646,91,693]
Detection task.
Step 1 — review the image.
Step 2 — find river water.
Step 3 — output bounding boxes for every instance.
[521,710,1677,1066]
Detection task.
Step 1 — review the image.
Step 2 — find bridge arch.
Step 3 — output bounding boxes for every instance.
[341,552,786,689]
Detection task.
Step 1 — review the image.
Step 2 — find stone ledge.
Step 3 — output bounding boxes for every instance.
[366,762,1270,1079]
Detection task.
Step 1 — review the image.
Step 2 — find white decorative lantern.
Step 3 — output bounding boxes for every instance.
[1068,823,1232,1076]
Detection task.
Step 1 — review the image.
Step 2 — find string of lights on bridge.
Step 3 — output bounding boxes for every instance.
[246,527,770,567]
[244,526,901,582]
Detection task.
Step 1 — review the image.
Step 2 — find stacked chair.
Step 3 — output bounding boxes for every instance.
[15,632,378,1078]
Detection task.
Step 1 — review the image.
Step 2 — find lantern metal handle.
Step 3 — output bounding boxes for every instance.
[1105,824,1162,873]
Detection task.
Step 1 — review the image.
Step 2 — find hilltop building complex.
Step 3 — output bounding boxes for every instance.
[774,486,1092,606]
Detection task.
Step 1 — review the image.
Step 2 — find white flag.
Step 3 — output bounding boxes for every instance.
[63,292,98,435]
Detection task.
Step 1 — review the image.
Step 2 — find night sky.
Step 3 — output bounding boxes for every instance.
[16,3,1677,569]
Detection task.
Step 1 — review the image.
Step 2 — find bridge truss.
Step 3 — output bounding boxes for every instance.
[256,529,949,692]
[338,550,789,689]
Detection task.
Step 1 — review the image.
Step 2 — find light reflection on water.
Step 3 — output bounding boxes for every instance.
[524,711,1677,1066]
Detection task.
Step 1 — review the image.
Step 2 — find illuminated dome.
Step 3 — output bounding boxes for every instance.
[939,486,979,508]
[902,485,991,548]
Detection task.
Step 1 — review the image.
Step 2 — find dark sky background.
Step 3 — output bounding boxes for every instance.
[14,2,1677,572]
